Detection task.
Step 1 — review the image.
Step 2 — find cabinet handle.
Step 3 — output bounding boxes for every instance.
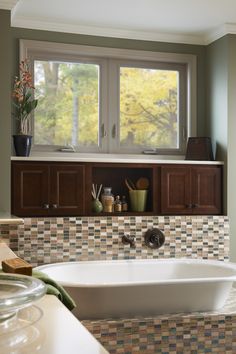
[192,204,199,208]
[186,204,192,209]
[43,204,50,209]
[52,204,58,209]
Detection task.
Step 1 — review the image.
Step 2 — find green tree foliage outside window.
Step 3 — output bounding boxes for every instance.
[34,61,99,147]
[120,67,178,149]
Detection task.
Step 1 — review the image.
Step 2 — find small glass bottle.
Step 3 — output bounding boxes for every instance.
[114,195,122,212]
[121,195,128,211]
[101,187,114,213]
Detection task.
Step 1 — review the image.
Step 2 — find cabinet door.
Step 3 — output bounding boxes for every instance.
[161,166,192,214]
[191,166,222,214]
[12,163,49,216]
[50,164,85,216]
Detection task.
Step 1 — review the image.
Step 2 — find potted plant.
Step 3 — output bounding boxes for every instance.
[12,59,38,156]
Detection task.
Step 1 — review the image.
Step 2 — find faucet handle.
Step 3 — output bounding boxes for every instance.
[144,228,165,249]
[121,234,136,248]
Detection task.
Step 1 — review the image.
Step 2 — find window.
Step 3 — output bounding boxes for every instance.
[20,40,196,155]
[34,60,100,148]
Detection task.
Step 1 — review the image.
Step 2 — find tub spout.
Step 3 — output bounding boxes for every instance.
[121,234,136,248]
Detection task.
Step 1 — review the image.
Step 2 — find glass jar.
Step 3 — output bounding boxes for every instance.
[101,187,114,213]
[121,195,128,211]
[114,195,122,212]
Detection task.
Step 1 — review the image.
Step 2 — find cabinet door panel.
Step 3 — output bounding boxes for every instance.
[191,167,222,214]
[50,164,85,215]
[161,166,191,214]
[12,163,49,216]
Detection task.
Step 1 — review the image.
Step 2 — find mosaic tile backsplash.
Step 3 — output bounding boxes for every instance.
[0,215,229,267]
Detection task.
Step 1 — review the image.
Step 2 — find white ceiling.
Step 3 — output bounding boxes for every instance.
[7,0,236,45]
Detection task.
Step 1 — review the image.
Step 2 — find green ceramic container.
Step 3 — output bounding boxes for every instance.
[92,199,103,213]
[129,190,148,212]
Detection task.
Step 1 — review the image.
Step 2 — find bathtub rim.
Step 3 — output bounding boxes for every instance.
[36,258,236,288]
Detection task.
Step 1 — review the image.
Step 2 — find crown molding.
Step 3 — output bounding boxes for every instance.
[11,16,205,45]
[11,15,236,46]
[0,0,18,10]
[204,23,236,45]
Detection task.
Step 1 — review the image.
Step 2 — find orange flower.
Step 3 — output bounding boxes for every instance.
[12,58,38,135]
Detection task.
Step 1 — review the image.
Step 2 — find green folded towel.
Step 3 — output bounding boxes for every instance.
[32,270,76,311]
[0,268,76,311]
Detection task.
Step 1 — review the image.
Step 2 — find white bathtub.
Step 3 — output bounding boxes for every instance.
[36,259,236,320]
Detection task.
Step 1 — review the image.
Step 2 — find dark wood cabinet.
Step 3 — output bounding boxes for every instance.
[49,164,85,216]
[12,161,222,217]
[161,166,191,215]
[161,165,222,215]
[12,162,85,216]
[191,166,221,214]
[12,163,49,216]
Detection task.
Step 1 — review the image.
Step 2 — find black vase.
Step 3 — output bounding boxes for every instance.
[13,135,32,157]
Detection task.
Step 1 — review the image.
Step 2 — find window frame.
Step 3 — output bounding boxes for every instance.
[20,39,197,155]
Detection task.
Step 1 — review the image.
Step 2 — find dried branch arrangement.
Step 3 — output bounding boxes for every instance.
[91,183,102,200]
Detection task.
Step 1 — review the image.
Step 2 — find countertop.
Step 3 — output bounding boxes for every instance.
[0,244,108,354]
[0,212,24,225]
[22,295,108,354]
[0,242,17,259]
[11,153,224,165]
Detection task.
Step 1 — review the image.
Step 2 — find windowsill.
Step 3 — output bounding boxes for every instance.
[11,152,224,165]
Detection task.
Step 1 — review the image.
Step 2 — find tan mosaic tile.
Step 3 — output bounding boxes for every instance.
[0,215,229,267]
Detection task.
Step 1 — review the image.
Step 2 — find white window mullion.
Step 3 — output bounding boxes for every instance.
[99,59,109,153]
[107,60,120,153]
[178,64,188,154]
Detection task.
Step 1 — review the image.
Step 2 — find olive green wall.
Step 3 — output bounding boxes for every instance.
[206,34,236,261]
[206,36,228,162]
[206,36,228,213]
[227,35,236,261]
[0,10,11,213]
[11,27,207,135]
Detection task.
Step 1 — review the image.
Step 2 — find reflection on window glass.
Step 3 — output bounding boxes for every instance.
[34,60,99,147]
[120,67,179,149]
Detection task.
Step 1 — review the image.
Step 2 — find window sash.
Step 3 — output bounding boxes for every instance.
[23,52,109,153]
[108,59,187,154]
[20,39,196,155]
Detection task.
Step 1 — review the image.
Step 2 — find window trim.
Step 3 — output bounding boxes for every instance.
[20,39,197,155]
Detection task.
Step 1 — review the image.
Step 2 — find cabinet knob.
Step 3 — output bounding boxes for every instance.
[52,204,58,209]
[43,204,49,209]
[186,204,192,209]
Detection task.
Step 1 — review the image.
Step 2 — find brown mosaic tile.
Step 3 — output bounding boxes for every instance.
[0,215,228,267]
[0,224,18,250]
